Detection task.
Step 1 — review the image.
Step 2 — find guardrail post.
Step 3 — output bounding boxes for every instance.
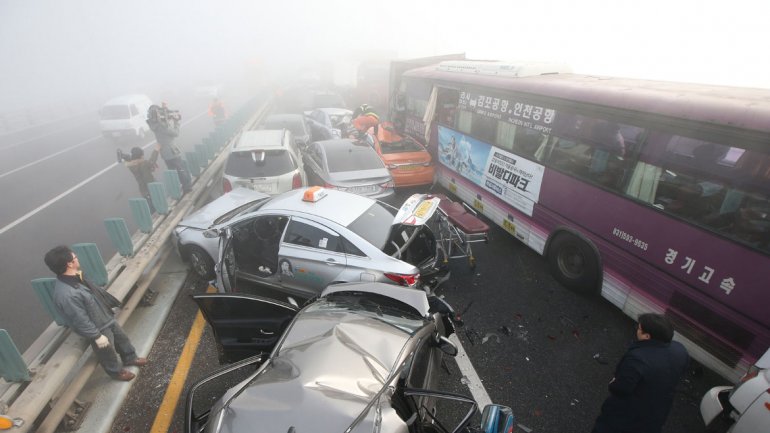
[0,330,30,382]
[129,198,153,233]
[185,152,201,177]
[104,218,134,257]
[30,278,67,326]
[148,182,169,215]
[72,243,108,286]
[163,170,182,200]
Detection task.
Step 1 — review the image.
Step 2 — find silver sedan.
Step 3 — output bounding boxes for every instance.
[173,187,449,300]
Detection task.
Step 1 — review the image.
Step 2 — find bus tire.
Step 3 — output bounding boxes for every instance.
[547,232,601,295]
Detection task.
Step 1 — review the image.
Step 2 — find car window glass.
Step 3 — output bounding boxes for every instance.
[225,149,294,177]
[406,338,432,388]
[326,144,384,172]
[346,202,396,249]
[284,219,341,252]
[380,137,425,154]
[100,105,130,120]
[340,237,366,257]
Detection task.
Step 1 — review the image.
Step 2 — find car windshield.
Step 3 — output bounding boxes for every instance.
[225,150,295,178]
[309,293,424,333]
[380,138,425,154]
[346,201,396,249]
[264,118,307,136]
[213,198,270,225]
[326,144,384,172]
[100,105,130,120]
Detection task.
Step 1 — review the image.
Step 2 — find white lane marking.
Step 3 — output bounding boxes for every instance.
[0,136,101,179]
[0,114,91,150]
[449,333,492,408]
[0,162,119,236]
[0,112,207,236]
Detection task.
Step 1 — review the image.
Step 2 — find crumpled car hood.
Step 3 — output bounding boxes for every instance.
[217,308,419,433]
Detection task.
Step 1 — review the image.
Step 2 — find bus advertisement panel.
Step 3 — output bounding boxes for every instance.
[437,126,545,216]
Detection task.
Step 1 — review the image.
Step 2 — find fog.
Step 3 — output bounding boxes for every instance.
[2,0,769,113]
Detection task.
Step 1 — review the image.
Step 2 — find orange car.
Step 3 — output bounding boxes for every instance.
[370,122,435,187]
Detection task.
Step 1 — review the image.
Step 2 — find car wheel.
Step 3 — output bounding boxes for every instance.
[187,246,215,280]
[547,232,601,294]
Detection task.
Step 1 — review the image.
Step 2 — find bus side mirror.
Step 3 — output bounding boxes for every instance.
[479,404,515,433]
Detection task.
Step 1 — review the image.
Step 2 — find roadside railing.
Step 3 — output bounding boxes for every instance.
[0,95,273,432]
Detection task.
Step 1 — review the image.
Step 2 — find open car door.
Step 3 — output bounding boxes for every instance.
[216,227,236,292]
[192,293,299,364]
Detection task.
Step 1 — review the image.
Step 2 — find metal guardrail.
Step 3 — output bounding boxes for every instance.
[0,96,273,432]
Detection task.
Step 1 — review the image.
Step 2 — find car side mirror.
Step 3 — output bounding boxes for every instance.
[479,404,515,433]
[436,335,457,357]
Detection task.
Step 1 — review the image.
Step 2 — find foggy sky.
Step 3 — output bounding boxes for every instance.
[2,0,769,112]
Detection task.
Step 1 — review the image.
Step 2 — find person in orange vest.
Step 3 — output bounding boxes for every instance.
[208,98,227,126]
[350,104,379,137]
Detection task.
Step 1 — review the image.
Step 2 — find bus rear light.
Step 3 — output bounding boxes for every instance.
[384,272,419,286]
[223,178,232,193]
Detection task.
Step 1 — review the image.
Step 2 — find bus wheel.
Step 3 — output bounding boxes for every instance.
[547,232,600,294]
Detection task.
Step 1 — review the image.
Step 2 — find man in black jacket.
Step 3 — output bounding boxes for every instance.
[44,245,148,381]
[592,313,689,433]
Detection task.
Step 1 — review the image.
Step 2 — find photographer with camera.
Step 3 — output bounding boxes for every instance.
[146,102,192,194]
[118,144,160,213]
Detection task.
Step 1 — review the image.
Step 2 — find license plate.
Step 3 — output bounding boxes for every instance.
[252,183,274,193]
[398,165,421,171]
[349,185,377,194]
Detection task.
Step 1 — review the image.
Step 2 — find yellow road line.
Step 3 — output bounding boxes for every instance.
[150,286,215,433]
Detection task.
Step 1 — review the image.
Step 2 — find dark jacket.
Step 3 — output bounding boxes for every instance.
[125,149,159,197]
[593,339,689,433]
[52,276,121,340]
[147,117,182,160]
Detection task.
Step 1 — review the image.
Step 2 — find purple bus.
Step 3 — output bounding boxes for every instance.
[392,59,770,380]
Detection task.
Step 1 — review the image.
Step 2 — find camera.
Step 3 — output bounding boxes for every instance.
[116,149,131,163]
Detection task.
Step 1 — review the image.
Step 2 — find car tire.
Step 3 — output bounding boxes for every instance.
[547,232,601,295]
[187,246,215,280]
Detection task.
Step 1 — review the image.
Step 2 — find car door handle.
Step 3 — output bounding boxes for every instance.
[259,329,274,335]
[325,258,338,266]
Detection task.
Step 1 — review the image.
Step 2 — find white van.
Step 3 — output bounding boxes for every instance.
[99,94,153,141]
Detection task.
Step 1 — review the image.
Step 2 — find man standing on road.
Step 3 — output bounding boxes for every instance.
[592,313,689,433]
[44,245,148,381]
[147,102,192,194]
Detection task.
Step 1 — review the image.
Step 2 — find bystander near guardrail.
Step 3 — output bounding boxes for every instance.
[0,94,273,432]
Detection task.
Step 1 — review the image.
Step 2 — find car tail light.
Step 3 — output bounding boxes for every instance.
[223,178,232,193]
[323,182,339,190]
[292,172,302,189]
[384,272,419,286]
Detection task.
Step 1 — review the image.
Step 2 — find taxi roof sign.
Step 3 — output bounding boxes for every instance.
[303,186,328,202]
